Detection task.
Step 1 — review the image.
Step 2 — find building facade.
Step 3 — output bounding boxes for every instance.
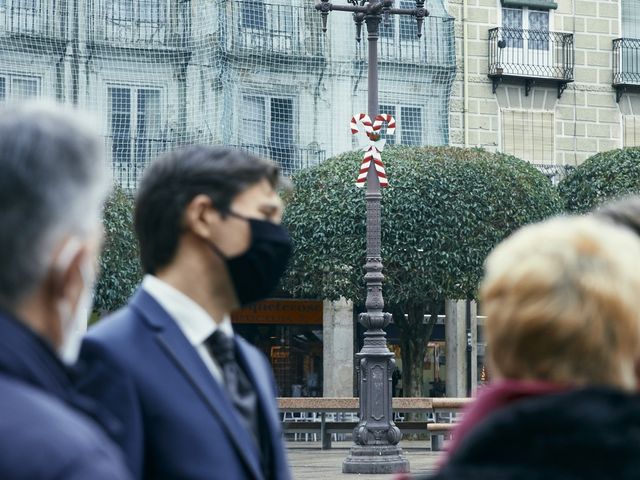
[448,0,640,166]
[0,0,456,187]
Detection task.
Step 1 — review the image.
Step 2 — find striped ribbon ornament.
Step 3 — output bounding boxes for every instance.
[350,113,396,188]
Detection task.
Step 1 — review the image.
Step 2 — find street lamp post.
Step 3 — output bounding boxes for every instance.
[315,0,429,474]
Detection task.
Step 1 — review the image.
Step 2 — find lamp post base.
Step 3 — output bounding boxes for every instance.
[342,445,410,474]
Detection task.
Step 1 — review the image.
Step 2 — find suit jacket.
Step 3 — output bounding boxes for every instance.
[0,309,131,480]
[77,289,292,480]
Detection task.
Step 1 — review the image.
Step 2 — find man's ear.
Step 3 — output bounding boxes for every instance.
[51,239,88,311]
[184,194,221,240]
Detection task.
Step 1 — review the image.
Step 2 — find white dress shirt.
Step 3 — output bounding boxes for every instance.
[142,274,233,384]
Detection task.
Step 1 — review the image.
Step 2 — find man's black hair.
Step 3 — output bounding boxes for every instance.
[135,145,279,274]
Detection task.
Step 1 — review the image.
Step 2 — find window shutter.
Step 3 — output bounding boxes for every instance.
[624,115,640,147]
[502,109,554,163]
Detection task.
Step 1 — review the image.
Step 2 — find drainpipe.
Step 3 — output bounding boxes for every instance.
[463,0,469,147]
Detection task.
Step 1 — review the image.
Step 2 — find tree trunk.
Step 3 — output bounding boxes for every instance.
[393,302,437,398]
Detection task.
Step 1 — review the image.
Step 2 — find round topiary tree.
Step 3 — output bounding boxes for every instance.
[281,146,563,396]
[558,148,640,213]
[93,186,142,315]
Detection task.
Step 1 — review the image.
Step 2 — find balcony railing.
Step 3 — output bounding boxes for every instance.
[0,1,64,38]
[94,0,187,48]
[488,27,574,97]
[225,1,325,58]
[107,135,173,190]
[613,38,640,101]
[357,16,455,68]
[108,137,326,189]
[233,144,326,176]
[532,163,574,186]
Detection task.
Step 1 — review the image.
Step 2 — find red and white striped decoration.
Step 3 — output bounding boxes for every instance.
[351,112,395,188]
[373,114,396,135]
[350,113,374,135]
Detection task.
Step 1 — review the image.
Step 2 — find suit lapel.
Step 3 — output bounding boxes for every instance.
[130,290,264,480]
[236,339,282,442]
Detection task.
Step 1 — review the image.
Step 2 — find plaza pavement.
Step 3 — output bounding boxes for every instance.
[288,441,442,479]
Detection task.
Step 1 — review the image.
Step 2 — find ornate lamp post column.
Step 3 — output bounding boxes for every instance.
[315,0,429,474]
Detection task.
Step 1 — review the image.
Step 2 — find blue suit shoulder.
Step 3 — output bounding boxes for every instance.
[0,373,131,480]
[82,304,149,373]
[86,305,143,347]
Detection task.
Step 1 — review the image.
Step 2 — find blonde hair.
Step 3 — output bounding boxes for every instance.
[481,216,640,391]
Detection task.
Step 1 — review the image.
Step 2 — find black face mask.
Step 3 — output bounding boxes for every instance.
[210,212,293,307]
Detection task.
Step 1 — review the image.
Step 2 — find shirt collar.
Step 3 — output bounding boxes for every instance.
[142,274,233,346]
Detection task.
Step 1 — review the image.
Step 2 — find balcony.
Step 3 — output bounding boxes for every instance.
[488,27,574,99]
[0,1,65,40]
[93,0,188,49]
[233,144,326,176]
[107,135,173,190]
[224,1,325,59]
[109,137,326,190]
[613,38,640,102]
[355,16,455,70]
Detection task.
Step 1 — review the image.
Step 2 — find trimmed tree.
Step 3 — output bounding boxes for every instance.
[93,186,142,315]
[558,147,640,213]
[281,146,562,396]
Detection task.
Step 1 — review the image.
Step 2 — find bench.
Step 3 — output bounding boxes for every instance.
[278,397,470,450]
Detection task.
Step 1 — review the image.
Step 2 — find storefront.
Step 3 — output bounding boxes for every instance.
[234,300,488,398]
[232,299,324,397]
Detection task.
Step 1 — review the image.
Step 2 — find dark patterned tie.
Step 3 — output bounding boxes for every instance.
[205,330,260,447]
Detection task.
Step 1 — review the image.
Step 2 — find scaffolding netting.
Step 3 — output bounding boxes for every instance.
[0,0,455,187]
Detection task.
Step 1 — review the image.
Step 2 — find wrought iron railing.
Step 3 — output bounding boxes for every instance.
[488,27,574,80]
[96,0,187,47]
[532,163,574,185]
[226,1,325,58]
[0,1,64,38]
[356,16,455,68]
[107,135,173,190]
[108,136,326,189]
[613,38,640,86]
[233,144,326,176]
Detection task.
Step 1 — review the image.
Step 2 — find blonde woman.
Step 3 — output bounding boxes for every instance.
[420,216,640,480]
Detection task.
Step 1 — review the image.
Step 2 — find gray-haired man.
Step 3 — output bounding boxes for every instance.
[0,103,131,479]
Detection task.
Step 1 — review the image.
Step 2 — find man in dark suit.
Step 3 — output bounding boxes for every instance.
[0,104,131,479]
[78,146,293,480]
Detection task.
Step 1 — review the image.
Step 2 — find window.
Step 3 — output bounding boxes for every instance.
[502,7,549,50]
[621,0,640,77]
[2,0,41,33]
[622,0,640,39]
[0,74,40,102]
[398,0,416,40]
[139,0,163,24]
[241,94,296,173]
[108,85,163,170]
[105,0,166,43]
[106,0,133,22]
[378,2,418,42]
[501,109,554,163]
[379,104,423,146]
[242,0,266,30]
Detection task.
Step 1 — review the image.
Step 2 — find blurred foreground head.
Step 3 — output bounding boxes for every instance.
[594,195,640,237]
[481,216,640,391]
[0,102,108,362]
